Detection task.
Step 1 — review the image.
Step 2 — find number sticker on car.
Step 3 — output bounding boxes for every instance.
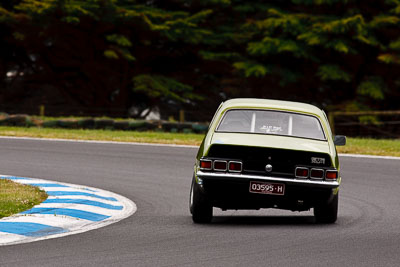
[249,181,285,196]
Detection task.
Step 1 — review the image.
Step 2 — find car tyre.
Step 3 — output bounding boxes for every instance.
[190,176,213,223]
[314,193,338,224]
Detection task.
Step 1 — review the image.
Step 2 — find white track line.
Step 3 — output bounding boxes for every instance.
[339,153,400,160]
[1,135,399,160]
[0,135,198,148]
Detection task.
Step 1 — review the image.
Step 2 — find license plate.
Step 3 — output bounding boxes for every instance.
[249,181,285,195]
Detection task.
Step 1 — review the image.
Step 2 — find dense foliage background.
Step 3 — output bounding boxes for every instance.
[1,0,400,119]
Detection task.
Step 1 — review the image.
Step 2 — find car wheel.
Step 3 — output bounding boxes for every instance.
[190,176,213,223]
[314,193,338,224]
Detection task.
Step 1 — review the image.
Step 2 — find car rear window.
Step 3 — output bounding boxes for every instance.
[216,109,326,140]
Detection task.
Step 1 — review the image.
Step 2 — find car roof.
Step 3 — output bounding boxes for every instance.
[220,98,325,117]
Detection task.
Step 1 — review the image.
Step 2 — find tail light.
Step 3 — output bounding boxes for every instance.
[310,168,324,179]
[199,158,243,173]
[228,161,242,172]
[200,159,212,170]
[295,167,309,178]
[213,160,227,171]
[325,170,338,180]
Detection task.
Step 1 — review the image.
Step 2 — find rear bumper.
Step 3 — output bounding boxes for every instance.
[196,171,339,188]
[195,171,339,211]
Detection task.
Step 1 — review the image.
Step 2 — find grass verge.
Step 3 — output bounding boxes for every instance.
[0,126,204,146]
[0,179,48,219]
[336,138,400,157]
[0,126,399,156]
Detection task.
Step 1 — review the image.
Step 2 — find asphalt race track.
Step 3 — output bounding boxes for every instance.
[0,137,399,266]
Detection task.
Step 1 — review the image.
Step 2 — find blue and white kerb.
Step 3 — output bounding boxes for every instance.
[0,175,136,246]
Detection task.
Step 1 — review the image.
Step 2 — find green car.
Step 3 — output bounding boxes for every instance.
[190,98,346,224]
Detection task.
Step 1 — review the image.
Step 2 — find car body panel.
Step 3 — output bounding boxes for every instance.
[210,132,332,154]
[197,99,338,168]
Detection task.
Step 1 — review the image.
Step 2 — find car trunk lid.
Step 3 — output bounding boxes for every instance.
[210,132,330,154]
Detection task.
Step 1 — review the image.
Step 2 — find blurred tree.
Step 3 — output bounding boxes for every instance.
[1,0,400,119]
[231,0,400,111]
[0,0,211,117]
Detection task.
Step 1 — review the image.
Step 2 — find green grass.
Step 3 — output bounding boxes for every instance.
[0,126,204,145]
[0,179,48,219]
[337,137,400,157]
[0,126,399,156]
[30,115,129,122]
